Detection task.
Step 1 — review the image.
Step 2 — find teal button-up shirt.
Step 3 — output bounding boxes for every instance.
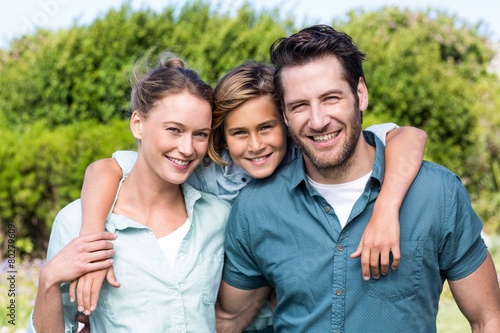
[28,183,229,333]
[223,131,487,333]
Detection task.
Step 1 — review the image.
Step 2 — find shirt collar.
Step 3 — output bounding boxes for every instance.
[106,182,203,232]
[288,130,385,191]
[221,150,254,181]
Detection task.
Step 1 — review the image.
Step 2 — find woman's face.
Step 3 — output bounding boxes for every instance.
[132,91,212,185]
[224,96,287,179]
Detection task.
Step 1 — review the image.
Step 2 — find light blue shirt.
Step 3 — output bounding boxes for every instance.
[27,182,230,333]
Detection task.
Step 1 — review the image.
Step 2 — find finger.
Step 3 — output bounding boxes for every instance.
[350,241,363,259]
[391,247,401,270]
[106,266,121,288]
[88,248,115,263]
[83,277,93,314]
[81,231,117,243]
[85,239,115,254]
[379,249,390,275]
[89,270,107,311]
[69,279,77,303]
[360,248,371,281]
[370,250,381,279]
[77,277,86,313]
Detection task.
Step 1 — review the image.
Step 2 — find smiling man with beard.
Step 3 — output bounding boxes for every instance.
[215,25,500,333]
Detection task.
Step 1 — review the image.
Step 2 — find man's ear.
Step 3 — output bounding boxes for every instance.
[282,111,289,127]
[357,77,369,112]
[130,111,143,140]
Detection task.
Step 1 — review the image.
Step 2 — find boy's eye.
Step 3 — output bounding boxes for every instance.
[261,125,273,131]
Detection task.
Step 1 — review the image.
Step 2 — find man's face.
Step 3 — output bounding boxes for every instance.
[281,55,368,183]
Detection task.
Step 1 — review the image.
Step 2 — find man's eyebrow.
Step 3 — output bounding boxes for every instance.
[285,89,344,108]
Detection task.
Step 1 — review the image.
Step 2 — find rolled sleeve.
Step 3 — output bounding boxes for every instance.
[439,174,487,280]
[365,122,399,146]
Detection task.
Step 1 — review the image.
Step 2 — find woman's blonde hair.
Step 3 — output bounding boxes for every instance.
[129,52,214,118]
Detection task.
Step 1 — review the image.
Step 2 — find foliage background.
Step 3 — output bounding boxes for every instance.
[0,1,499,331]
[0,0,498,259]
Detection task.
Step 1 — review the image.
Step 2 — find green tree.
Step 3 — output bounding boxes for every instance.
[339,7,496,187]
[0,1,291,128]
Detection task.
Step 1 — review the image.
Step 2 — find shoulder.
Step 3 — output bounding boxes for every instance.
[235,160,297,206]
[53,199,83,229]
[183,183,230,216]
[407,161,471,209]
[416,161,463,187]
[47,199,82,259]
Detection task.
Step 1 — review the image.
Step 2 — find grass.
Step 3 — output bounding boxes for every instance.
[1,241,499,332]
[0,259,43,333]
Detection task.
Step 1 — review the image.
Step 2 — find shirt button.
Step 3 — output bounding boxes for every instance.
[337,245,344,252]
[336,289,342,296]
[242,177,247,182]
[179,255,185,261]
[324,206,331,213]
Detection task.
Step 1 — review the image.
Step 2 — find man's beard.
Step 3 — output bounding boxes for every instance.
[288,108,362,177]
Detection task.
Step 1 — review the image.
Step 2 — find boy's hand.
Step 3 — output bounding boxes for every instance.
[350,208,401,280]
[69,266,120,315]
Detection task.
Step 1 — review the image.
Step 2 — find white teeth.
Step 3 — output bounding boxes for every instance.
[167,157,189,166]
[313,132,338,142]
[251,156,267,162]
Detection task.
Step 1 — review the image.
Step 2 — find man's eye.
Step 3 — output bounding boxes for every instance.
[325,96,339,102]
[292,103,306,111]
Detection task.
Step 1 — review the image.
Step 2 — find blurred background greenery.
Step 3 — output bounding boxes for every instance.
[0,0,499,330]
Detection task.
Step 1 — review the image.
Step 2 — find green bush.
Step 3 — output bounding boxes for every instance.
[0,119,134,258]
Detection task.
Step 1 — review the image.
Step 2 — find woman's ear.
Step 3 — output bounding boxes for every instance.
[130,111,143,140]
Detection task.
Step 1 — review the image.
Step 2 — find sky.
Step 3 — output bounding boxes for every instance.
[1,0,500,49]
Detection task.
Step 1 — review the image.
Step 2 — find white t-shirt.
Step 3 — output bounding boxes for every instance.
[307,172,372,228]
[156,218,191,269]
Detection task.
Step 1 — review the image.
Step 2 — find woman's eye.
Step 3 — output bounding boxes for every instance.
[166,127,180,133]
[195,132,209,138]
[261,125,273,131]
[232,131,246,136]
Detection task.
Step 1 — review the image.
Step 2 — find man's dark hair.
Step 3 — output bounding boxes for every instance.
[270,25,366,107]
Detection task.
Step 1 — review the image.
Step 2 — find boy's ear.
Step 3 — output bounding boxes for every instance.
[130,111,143,140]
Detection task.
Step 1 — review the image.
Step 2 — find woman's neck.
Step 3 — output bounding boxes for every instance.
[113,166,188,237]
